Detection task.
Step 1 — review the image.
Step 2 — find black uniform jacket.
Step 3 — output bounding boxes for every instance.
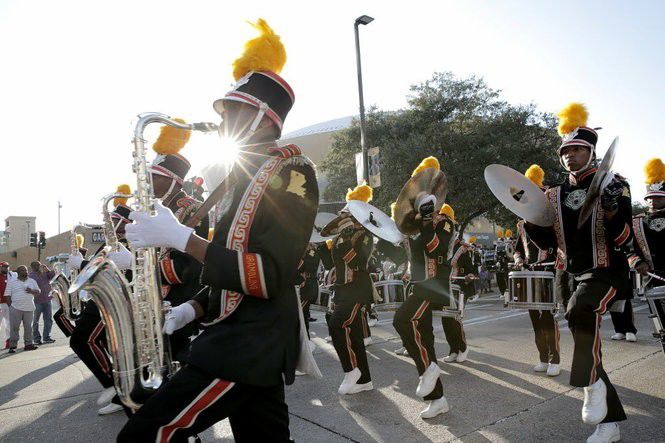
[632,209,665,276]
[187,144,318,387]
[332,226,374,305]
[515,220,554,266]
[408,214,455,305]
[526,168,639,297]
[297,244,321,303]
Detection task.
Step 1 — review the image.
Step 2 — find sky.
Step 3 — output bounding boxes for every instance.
[1,0,663,236]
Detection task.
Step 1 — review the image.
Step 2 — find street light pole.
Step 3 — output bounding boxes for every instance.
[58,200,62,234]
[354,15,374,183]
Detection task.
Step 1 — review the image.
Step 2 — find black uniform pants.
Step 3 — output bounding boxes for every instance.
[528,310,560,364]
[393,296,443,401]
[496,272,508,294]
[361,306,371,339]
[567,279,626,423]
[53,307,75,338]
[301,297,311,338]
[118,365,291,443]
[70,303,113,389]
[327,301,371,383]
[610,299,637,334]
[441,317,467,354]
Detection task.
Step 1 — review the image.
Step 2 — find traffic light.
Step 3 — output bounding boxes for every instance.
[29,232,38,247]
[38,231,46,248]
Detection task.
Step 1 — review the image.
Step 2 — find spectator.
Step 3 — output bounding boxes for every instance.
[6,265,40,353]
[28,261,55,345]
[0,262,16,349]
[479,266,492,294]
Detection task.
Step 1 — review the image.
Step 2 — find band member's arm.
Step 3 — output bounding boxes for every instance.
[514,224,526,265]
[420,216,453,258]
[334,230,372,270]
[317,242,334,270]
[376,238,407,268]
[523,223,556,251]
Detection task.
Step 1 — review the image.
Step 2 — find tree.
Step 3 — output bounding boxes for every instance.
[320,72,563,235]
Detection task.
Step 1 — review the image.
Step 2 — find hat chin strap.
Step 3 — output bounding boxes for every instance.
[560,148,596,175]
[235,103,269,147]
[161,179,178,205]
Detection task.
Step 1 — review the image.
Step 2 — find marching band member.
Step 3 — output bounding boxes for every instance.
[630,158,665,342]
[494,229,509,295]
[392,157,452,419]
[441,207,473,364]
[52,234,85,338]
[514,165,561,377]
[326,184,376,395]
[119,19,318,442]
[297,242,321,339]
[525,103,640,443]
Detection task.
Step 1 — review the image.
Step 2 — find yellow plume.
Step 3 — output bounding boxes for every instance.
[153,118,191,155]
[525,164,545,187]
[114,184,131,207]
[439,204,455,221]
[326,239,333,250]
[208,228,215,241]
[346,182,373,203]
[645,158,665,184]
[497,229,504,238]
[411,156,440,177]
[557,102,588,136]
[505,229,513,238]
[469,236,477,244]
[233,19,286,81]
[75,234,84,249]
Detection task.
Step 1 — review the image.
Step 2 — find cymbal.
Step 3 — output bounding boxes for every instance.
[309,213,337,243]
[484,164,555,227]
[578,137,618,228]
[394,168,448,235]
[321,201,403,244]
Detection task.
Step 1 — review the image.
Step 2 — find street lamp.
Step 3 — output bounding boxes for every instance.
[354,14,374,183]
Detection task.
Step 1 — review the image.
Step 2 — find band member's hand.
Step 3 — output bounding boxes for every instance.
[402,272,411,282]
[66,253,83,271]
[127,201,194,252]
[163,302,197,335]
[107,244,133,270]
[417,194,436,221]
[600,179,624,212]
[514,257,524,269]
[635,261,650,276]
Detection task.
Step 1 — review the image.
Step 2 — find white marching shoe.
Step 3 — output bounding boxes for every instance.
[98,403,123,415]
[625,332,637,342]
[610,333,625,341]
[586,422,620,443]
[338,368,373,395]
[582,379,608,425]
[367,317,378,327]
[363,337,373,347]
[416,362,441,397]
[533,362,548,372]
[420,396,450,419]
[546,363,561,377]
[443,353,458,363]
[456,348,469,363]
[394,347,409,356]
[97,387,116,406]
[295,370,306,376]
[324,336,332,342]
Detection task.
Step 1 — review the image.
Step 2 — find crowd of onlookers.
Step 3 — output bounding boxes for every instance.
[0,261,56,354]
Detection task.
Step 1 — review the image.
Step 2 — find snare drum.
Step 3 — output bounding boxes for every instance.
[433,284,465,320]
[645,286,665,354]
[631,270,650,297]
[506,270,556,311]
[373,280,405,312]
[312,286,333,312]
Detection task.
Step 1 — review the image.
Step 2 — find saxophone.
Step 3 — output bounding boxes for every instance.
[50,228,83,321]
[69,113,217,409]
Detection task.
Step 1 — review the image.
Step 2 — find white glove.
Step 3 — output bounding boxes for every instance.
[67,253,84,271]
[107,244,133,270]
[126,201,194,252]
[163,302,196,335]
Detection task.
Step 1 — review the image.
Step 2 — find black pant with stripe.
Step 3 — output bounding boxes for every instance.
[327,301,371,383]
[528,310,560,364]
[117,365,291,443]
[70,302,113,389]
[567,279,626,423]
[53,307,75,338]
[393,295,444,400]
[610,299,637,335]
[441,317,467,354]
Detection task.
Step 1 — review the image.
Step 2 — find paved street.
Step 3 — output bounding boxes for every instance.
[1,293,664,442]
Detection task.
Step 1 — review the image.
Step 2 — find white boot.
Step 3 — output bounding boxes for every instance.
[610,333,625,341]
[586,422,620,443]
[533,362,548,372]
[364,337,373,347]
[420,396,450,419]
[394,347,408,356]
[295,370,306,376]
[416,362,441,397]
[443,353,458,363]
[96,387,116,406]
[456,348,469,363]
[582,379,608,425]
[97,402,123,415]
[625,332,637,342]
[338,368,372,394]
[324,336,332,342]
[546,363,561,377]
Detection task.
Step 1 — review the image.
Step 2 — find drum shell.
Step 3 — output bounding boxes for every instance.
[507,271,556,310]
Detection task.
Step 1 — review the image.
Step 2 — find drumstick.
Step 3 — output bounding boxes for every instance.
[648,272,665,283]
